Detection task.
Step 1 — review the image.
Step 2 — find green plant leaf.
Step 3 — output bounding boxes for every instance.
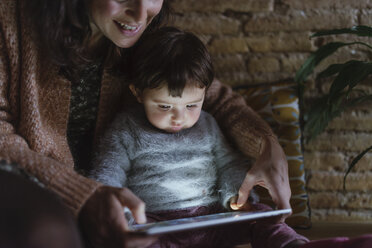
[304,92,372,142]
[329,61,372,98]
[343,145,372,191]
[345,93,372,107]
[316,60,357,79]
[311,25,372,38]
[295,42,354,83]
[304,93,343,141]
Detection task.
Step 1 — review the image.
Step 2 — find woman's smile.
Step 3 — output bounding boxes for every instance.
[113,20,142,36]
[90,0,164,48]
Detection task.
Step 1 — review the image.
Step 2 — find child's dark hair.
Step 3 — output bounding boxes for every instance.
[128,26,214,97]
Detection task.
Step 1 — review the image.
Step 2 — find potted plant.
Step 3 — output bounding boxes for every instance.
[295,25,372,189]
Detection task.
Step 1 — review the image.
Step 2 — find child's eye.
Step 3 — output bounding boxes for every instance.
[186,104,198,109]
[158,105,171,110]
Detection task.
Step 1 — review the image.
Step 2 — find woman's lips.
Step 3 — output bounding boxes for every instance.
[114,20,141,36]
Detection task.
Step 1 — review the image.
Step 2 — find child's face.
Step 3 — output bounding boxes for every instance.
[131,84,205,133]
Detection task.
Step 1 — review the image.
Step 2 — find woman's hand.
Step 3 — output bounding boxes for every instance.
[79,186,157,248]
[237,135,292,222]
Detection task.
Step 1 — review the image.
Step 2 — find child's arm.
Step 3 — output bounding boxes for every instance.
[89,112,133,187]
[208,115,258,210]
[204,79,291,218]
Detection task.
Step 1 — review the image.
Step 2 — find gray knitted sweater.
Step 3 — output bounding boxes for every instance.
[90,106,254,212]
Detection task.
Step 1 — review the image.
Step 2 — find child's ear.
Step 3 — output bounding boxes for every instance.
[129,84,143,103]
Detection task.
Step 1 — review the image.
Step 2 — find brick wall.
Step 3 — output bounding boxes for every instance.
[170,0,372,222]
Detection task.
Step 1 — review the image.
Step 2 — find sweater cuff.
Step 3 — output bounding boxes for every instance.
[221,192,238,210]
[47,169,102,217]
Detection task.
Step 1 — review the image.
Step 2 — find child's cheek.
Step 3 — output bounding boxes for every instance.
[148,111,168,129]
[192,110,202,122]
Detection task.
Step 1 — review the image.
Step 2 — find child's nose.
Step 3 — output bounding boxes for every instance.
[172,109,184,122]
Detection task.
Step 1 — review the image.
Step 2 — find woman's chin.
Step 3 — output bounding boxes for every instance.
[113,37,140,49]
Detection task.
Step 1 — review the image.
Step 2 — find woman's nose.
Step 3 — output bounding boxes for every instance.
[124,0,147,22]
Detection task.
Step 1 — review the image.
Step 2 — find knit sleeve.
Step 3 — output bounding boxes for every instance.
[0,2,101,217]
[208,116,256,209]
[89,113,132,188]
[203,79,275,158]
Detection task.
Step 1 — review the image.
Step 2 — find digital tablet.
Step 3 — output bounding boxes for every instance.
[127,208,292,236]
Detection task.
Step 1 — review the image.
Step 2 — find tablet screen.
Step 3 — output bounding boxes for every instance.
[129,208,292,235]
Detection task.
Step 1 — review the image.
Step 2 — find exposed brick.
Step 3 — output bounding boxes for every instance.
[172,14,240,35]
[305,133,372,152]
[213,54,247,72]
[213,55,252,86]
[250,72,293,84]
[246,32,315,53]
[328,112,372,132]
[310,192,372,210]
[304,152,347,171]
[349,210,372,221]
[282,0,372,10]
[309,192,346,208]
[343,172,372,192]
[344,193,372,209]
[307,171,344,191]
[248,57,280,74]
[311,209,372,222]
[244,10,357,33]
[216,71,253,86]
[195,34,212,46]
[360,10,372,26]
[312,33,372,46]
[311,209,350,221]
[308,171,372,191]
[208,37,249,55]
[351,154,372,172]
[280,53,309,73]
[352,100,372,112]
[171,0,274,13]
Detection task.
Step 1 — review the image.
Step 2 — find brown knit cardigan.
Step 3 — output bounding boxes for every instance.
[0,0,274,217]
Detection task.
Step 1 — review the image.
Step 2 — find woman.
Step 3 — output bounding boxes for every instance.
[0,0,291,247]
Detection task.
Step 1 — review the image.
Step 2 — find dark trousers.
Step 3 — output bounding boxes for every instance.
[0,169,83,248]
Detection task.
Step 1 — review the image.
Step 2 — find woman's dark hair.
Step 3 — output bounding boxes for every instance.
[24,0,172,72]
[129,27,214,97]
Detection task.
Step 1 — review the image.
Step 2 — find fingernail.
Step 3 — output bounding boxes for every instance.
[230,205,239,210]
[137,216,146,224]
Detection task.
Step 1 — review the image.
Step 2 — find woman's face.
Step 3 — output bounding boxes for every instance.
[90,0,164,48]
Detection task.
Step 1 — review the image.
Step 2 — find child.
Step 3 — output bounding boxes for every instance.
[90,27,308,248]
